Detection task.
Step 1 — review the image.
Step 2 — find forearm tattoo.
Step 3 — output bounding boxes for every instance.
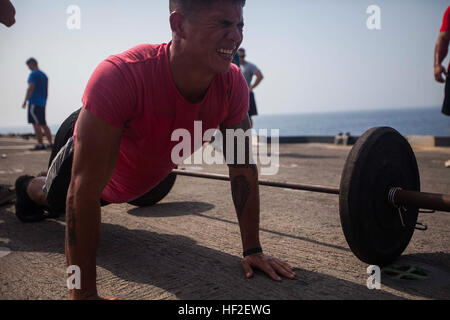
[231,175,251,219]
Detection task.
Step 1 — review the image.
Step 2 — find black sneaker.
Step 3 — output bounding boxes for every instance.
[33,144,46,151]
[0,185,15,206]
[46,143,54,150]
[14,175,47,223]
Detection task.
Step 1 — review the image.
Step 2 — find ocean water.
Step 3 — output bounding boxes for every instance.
[0,123,62,136]
[253,107,450,137]
[0,106,449,137]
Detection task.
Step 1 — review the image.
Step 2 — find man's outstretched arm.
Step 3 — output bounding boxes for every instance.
[220,115,295,281]
[66,108,122,300]
[434,31,450,83]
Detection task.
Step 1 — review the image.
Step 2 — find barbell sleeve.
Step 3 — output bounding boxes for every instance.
[390,188,450,213]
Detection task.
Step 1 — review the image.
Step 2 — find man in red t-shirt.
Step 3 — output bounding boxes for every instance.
[15,0,296,300]
[435,6,450,116]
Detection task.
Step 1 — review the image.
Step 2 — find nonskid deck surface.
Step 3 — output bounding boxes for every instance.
[0,136,449,300]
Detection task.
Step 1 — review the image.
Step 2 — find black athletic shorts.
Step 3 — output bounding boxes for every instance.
[43,109,109,214]
[43,109,80,214]
[28,103,47,125]
[248,91,258,117]
[443,76,450,116]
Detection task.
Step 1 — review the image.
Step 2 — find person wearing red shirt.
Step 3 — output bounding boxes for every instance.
[14,0,296,300]
[435,6,450,116]
[434,6,450,168]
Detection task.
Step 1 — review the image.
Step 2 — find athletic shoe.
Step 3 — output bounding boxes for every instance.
[46,143,54,150]
[33,144,46,151]
[14,175,47,223]
[0,185,15,206]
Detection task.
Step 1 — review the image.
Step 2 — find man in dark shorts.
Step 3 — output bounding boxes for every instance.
[14,0,295,300]
[238,48,264,128]
[0,0,16,27]
[22,58,53,150]
[434,6,450,167]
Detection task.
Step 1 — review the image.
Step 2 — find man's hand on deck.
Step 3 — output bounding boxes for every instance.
[242,253,296,281]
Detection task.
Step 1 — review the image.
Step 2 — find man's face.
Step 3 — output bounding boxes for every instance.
[27,62,36,71]
[182,1,244,75]
[0,0,16,27]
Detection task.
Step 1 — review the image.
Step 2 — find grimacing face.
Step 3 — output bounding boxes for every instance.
[182,1,244,75]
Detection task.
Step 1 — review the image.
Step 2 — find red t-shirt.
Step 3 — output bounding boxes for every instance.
[80,42,249,203]
[440,6,450,32]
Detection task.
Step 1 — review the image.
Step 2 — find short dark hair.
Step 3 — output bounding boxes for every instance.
[26,58,38,66]
[169,0,246,17]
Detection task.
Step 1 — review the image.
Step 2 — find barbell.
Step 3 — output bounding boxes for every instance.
[131,127,450,266]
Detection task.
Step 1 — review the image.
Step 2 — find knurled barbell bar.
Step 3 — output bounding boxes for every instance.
[132,127,450,266]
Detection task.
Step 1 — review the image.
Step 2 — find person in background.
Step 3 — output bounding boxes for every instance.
[434,6,450,167]
[232,52,240,67]
[23,58,53,150]
[0,0,16,27]
[238,48,263,128]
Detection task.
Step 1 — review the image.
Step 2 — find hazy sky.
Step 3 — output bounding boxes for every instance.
[0,0,449,127]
